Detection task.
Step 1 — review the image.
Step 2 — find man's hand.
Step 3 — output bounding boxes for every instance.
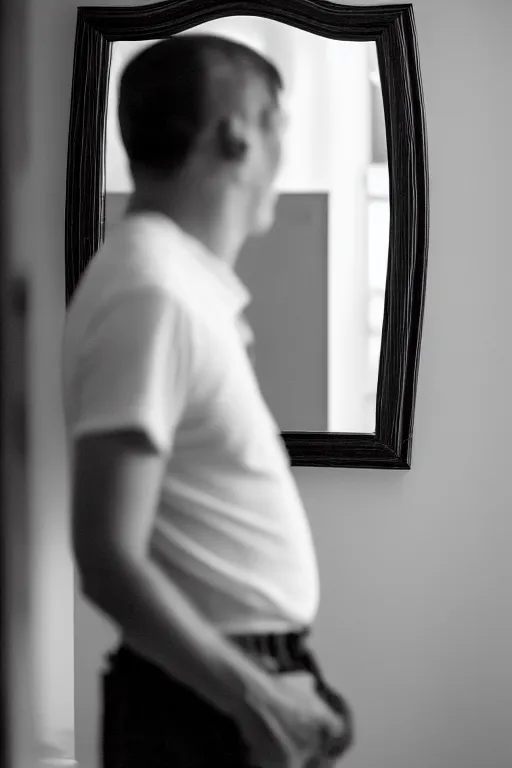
[237,670,350,768]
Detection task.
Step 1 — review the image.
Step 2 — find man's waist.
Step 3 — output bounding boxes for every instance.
[150,547,319,630]
[116,626,313,677]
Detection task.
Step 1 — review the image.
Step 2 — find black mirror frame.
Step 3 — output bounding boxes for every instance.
[65,0,429,469]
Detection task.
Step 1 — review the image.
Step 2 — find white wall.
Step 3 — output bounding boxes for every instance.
[11,0,512,767]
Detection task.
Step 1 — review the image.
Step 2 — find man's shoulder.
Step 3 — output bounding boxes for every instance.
[82,221,196,305]
[66,217,216,356]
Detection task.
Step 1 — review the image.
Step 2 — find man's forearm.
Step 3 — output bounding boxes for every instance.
[82,553,276,721]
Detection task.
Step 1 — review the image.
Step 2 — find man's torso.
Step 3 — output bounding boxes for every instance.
[62,212,319,634]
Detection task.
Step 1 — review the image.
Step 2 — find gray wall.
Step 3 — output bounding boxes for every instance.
[10,1,512,768]
[239,194,328,432]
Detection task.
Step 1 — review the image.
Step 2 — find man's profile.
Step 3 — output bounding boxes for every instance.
[62,33,354,767]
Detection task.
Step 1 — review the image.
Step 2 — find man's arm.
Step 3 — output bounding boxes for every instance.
[72,429,279,721]
[69,289,346,766]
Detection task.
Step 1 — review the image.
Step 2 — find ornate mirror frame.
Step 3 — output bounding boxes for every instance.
[65,0,429,469]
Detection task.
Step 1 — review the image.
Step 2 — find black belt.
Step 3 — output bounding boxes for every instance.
[229,628,335,702]
[229,629,312,674]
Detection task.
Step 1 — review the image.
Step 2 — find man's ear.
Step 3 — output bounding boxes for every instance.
[217,116,249,162]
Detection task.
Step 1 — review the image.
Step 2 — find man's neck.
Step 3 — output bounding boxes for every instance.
[127,179,247,267]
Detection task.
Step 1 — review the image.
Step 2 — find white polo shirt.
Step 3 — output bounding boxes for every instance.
[62,212,319,634]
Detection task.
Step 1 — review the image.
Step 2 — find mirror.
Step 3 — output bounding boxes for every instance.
[66,1,429,468]
[105,20,389,435]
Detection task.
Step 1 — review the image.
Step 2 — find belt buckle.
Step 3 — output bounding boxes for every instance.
[260,653,280,673]
[257,635,280,673]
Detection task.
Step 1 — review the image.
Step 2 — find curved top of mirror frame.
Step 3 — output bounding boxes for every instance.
[65,0,429,470]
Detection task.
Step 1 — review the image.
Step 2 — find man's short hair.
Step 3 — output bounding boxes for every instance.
[118,34,283,178]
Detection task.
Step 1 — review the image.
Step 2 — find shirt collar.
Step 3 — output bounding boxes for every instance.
[134,211,252,317]
[188,238,252,317]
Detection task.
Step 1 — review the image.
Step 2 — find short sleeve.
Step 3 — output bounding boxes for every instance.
[70,285,192,454]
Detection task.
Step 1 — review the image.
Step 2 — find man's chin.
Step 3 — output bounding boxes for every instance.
[251,218,275,237]
[250,200,278,236]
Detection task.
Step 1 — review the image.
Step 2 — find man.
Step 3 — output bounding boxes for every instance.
[62,34,354,767]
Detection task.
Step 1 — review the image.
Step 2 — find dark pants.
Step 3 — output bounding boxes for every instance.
[101,631,354,767]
